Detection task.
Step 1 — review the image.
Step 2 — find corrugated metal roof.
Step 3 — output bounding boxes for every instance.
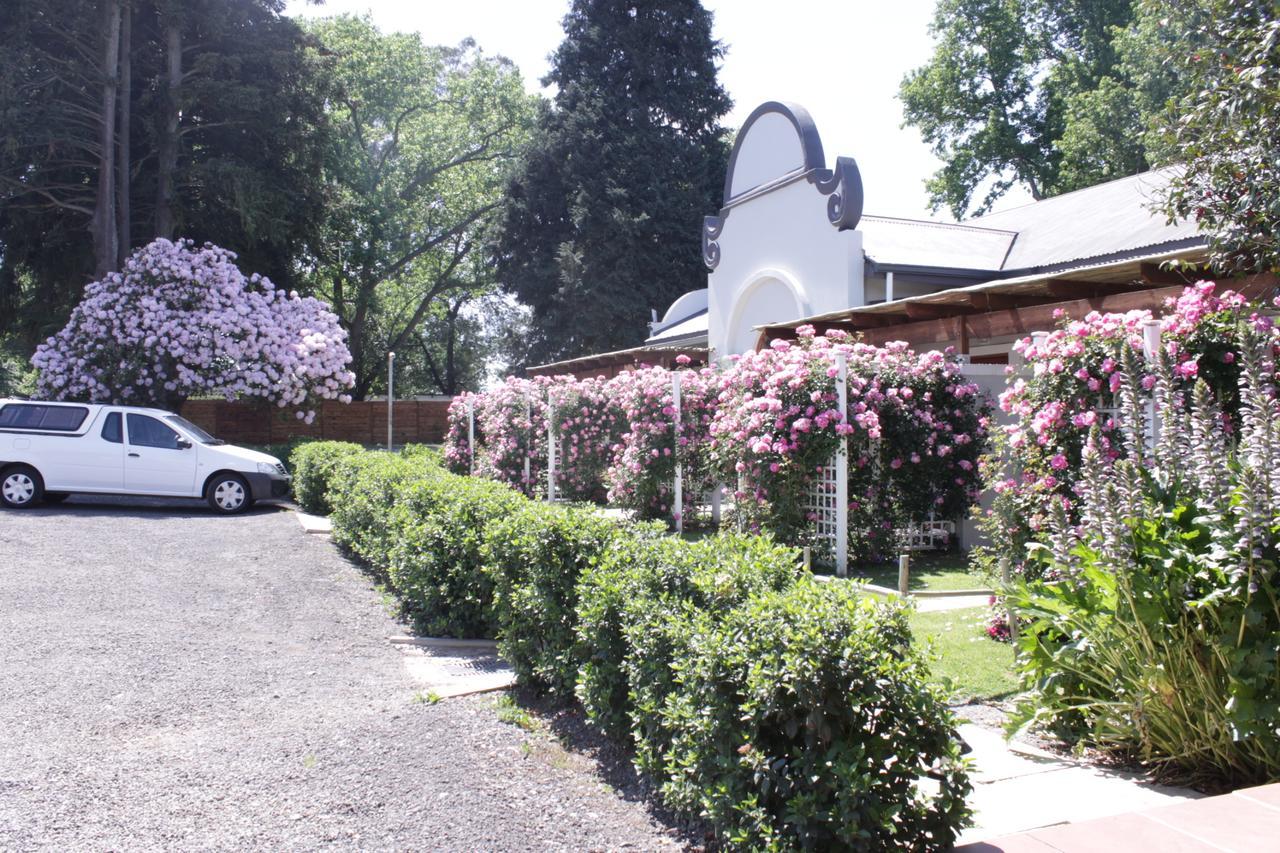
[645,308,709,345]
[860,215,1016,271]
[962,167,1200,270]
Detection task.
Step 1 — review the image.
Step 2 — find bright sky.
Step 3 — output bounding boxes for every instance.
[284,0,1033,222]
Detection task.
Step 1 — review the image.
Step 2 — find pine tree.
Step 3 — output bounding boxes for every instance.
[494,0,731,367]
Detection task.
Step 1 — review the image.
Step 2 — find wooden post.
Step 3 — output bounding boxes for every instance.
[898,553,910,596]
[1001,557,1018,642]
[546,396,556,502]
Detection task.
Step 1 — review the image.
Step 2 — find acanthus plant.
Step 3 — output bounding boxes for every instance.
[33,238,355,421]
[981,281,1280,585]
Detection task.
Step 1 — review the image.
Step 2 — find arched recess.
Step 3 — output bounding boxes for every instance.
[725,269,810,355]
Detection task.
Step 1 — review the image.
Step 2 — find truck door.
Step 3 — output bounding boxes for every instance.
[124,413,199,496]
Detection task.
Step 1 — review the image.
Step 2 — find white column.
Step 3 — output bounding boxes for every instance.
[672,371,683,534]
[1142,319,1162,448]
[835,352,849,577]
[523,396,531,489]
[466,398,475,475]
[546,396,557,502]
[386,351,395,451]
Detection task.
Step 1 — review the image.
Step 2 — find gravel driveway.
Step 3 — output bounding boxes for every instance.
[0,497,687,851]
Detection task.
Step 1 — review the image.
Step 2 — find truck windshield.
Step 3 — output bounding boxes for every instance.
[164,415,224,445]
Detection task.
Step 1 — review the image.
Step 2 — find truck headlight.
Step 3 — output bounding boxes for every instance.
[257,461,279,475]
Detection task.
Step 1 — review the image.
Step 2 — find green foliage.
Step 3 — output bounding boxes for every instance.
[484,502,645,699]
[290,440,364,514]
[1158,0,1280,274]
[901,0,1189,217]
[0,0,329,346]
[315,446,971,846]
[493,0,731,366]
[386,472,525,638]
[575,532,801,745]
[300,15,536,398]
[661,582,971,850]
[1007,353,1280,786]
[328,451,439,576]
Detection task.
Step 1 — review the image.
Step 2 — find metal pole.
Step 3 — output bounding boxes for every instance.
[546,396,556,502]
[835,352,849,578]
[672,371,683,534]
[466,398,475,475]
[387,351,395,451]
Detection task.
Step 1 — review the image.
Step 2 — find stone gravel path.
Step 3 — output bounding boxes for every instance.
[0,496,687,851]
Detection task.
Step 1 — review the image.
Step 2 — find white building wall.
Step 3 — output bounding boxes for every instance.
[708,177,864,358]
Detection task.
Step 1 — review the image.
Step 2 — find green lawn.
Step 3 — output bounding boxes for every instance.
[909,606,1018,702]
[851,553,988,592]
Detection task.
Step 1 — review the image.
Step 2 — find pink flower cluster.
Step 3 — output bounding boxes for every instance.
[443,373,624,501]
[989,281,1278,573]
[33,239,355,421]
[709,328,989,558]
[604,363,718,521]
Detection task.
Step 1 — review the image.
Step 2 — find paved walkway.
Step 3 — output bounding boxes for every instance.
[957,723,1202,845]
[962,783,1280,851]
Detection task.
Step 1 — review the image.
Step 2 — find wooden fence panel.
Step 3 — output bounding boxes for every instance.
[178,398,452,447]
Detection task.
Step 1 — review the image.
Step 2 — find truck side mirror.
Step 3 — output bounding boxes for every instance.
[176,437,192,450]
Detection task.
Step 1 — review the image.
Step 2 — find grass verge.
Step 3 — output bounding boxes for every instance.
[909,606,1017,702]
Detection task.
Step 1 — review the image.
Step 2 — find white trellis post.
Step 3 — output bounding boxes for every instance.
[523,396,532,490]
[386,351,395,451]
[835,352,849,577]
[466,398,475,475]
[1141,319,1162,448]
[672,371,683,534]
[546,395,557,502]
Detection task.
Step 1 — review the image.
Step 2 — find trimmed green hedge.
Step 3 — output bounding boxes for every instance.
[291,440,365,514]
[313,448,972,849]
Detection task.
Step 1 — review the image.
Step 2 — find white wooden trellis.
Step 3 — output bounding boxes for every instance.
[672,371,683,534]
[546,394,557,502]
[523,395,532,490]
[804,352,849,575]
[466,398,475,475]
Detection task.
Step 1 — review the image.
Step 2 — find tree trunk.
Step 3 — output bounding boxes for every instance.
[154,21,181,240]
[115,1,132,267]
[92,0,122,280]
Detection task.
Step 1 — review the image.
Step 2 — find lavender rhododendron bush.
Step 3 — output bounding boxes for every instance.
[982,282,1279,581]
[710,328,989,560]
[33,239,354,419]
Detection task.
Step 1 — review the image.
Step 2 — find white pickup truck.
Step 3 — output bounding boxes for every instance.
[0,399,290,513]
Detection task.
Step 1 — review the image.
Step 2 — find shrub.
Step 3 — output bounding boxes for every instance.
[386,472,526,638]
[484,502,649,699]
[291,440,364,514]
[575,532,802,745]
[660,581,971,850]
[1006,340,1280,786]
[328,451,437,576]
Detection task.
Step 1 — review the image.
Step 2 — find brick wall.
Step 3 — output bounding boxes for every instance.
[178,398,453,447]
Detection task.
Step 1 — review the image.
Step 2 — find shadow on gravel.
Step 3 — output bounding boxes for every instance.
[503,687,713,851]
[17,494,294,519]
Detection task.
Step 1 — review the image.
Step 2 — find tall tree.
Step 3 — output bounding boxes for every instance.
[299,16,535,399]
[901,0,1143,217]
[0,0,328,350]
[1156,0,1280,275]
[493,0,731,368]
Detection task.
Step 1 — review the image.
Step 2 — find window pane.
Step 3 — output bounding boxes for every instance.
[126,413,180,449]
[102,412,122,444]
[0,404,88,431]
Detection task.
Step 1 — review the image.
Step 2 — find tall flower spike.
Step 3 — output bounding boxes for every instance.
[1148,339,1187,480]
[1188,379,1229,514]
[1117,344,1149,462]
